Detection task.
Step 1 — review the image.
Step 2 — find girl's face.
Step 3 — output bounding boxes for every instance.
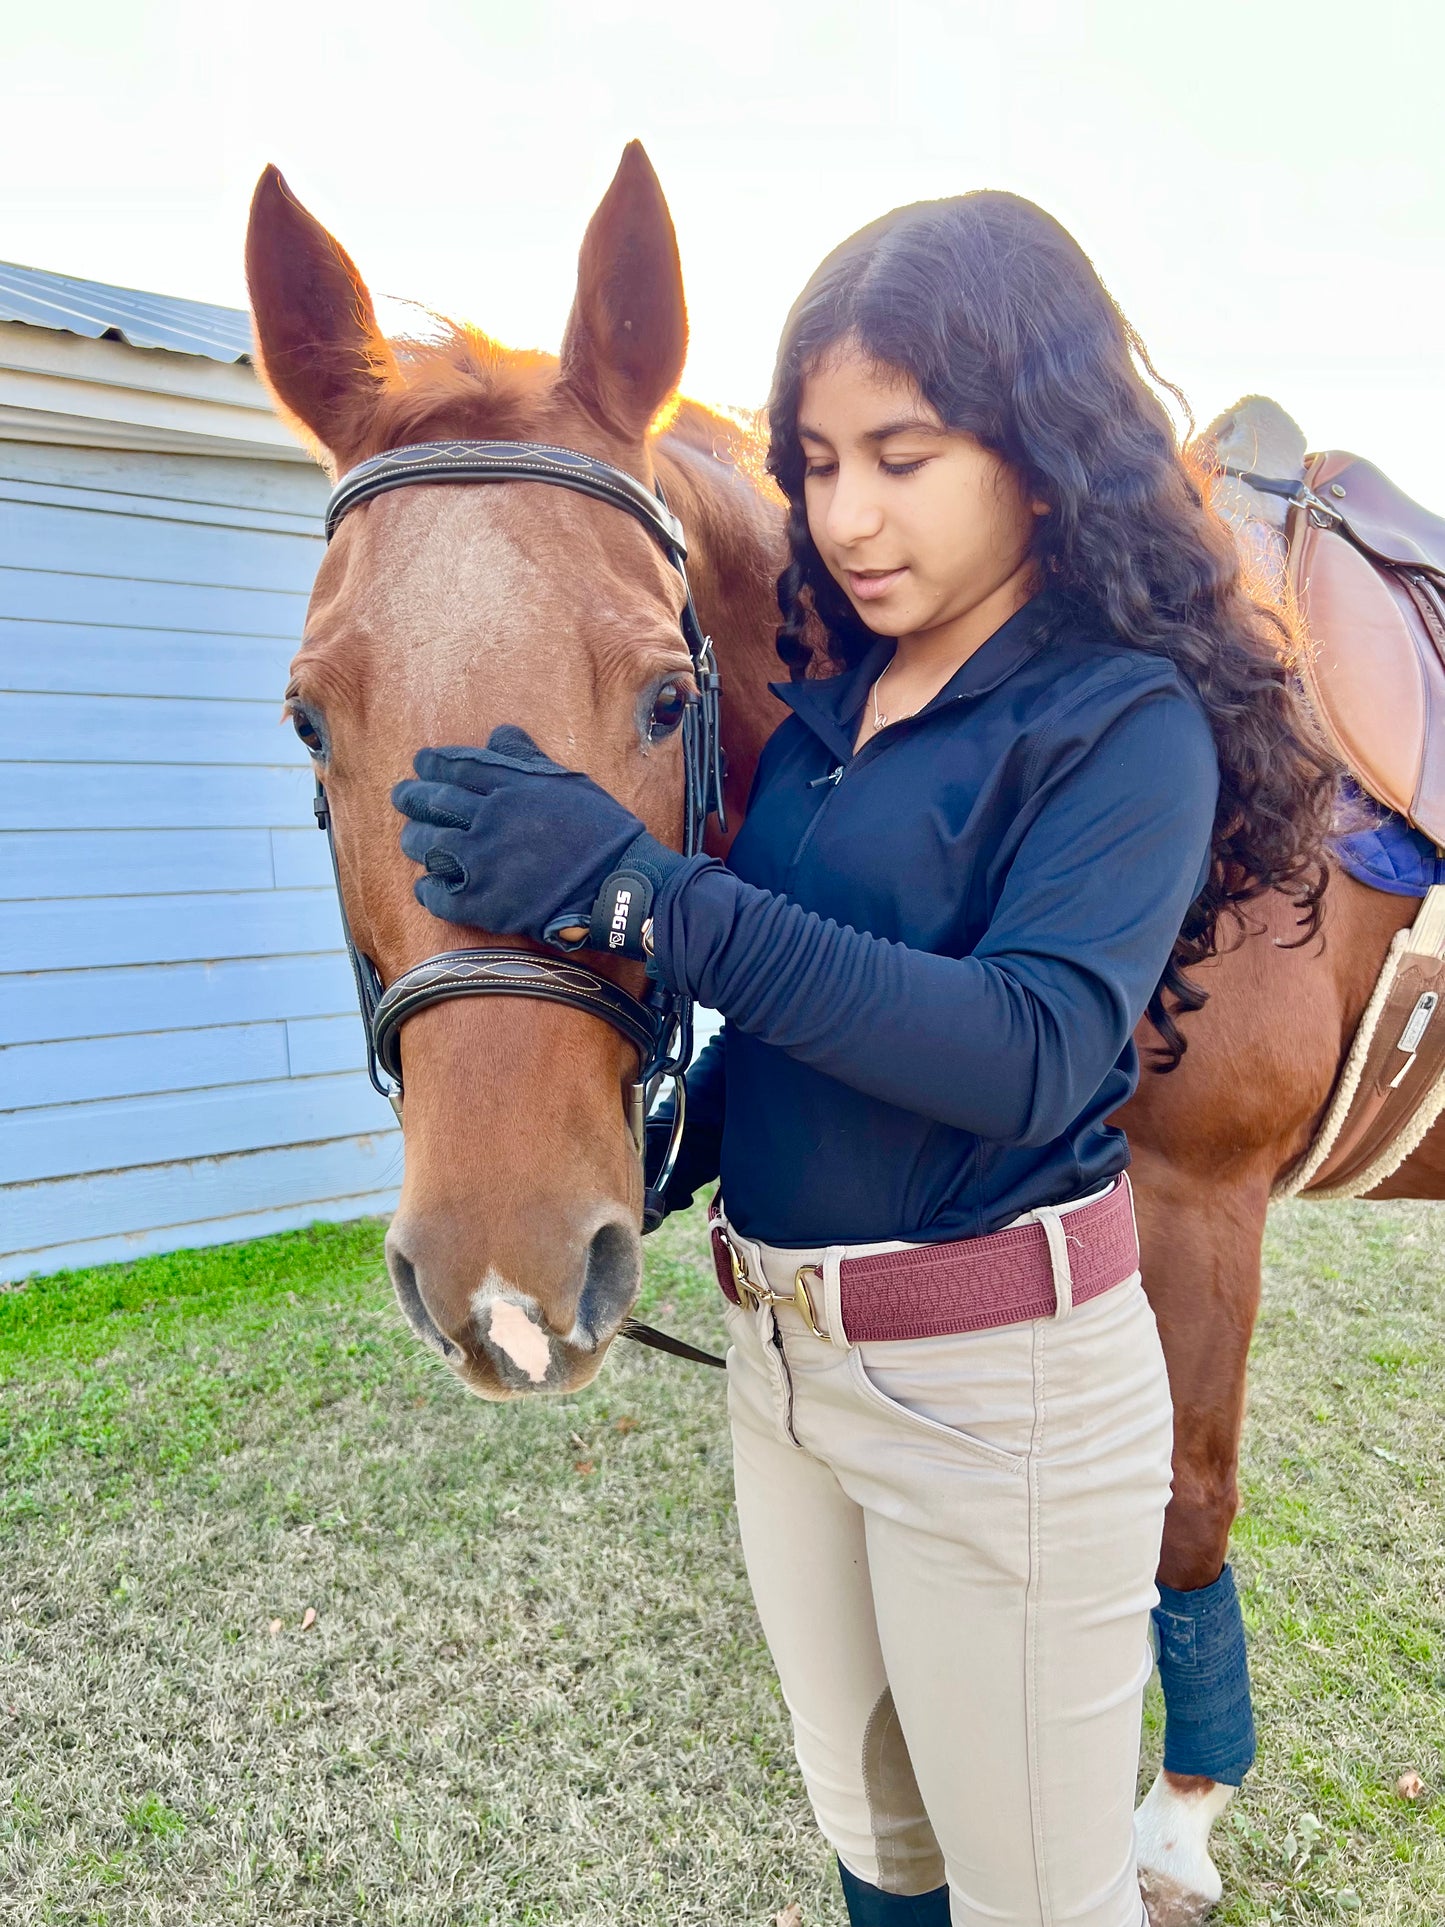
[798,340,1045,641]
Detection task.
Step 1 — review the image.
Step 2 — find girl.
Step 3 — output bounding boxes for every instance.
[394,192,1333,1925]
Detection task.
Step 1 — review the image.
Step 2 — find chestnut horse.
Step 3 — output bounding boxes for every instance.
[246,147,1437,1924]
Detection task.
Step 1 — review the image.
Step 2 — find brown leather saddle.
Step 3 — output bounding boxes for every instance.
[1229,449,1445,1197]
[1232,451,1445,847]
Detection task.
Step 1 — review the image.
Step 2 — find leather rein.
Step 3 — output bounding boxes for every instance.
[316,438,728,1370]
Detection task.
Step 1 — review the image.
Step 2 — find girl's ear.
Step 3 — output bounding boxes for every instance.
[559,142,688,443]
[246,165,396,467]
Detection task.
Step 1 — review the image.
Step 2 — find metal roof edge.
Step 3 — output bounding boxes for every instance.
[0,260,254,366]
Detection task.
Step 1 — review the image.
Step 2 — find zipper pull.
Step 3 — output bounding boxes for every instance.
[808,764,844,789]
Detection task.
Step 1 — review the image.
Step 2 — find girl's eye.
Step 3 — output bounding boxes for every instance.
[647,680,688,741]
[882,458,927,477]
[290,705,324,756]
[804,462,837,480]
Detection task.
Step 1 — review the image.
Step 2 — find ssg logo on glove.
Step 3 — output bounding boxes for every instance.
[590,869,655,958]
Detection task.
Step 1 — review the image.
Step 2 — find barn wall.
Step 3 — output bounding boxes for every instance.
[0,439,402,1279]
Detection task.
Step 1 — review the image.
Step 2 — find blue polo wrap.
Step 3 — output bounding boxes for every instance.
[1153,1562,1257,1785]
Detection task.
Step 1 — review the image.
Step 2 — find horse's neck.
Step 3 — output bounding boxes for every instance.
[656,420,789,844]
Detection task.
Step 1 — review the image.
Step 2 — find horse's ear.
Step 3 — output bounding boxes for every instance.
[245,166,394,466]
[560,142,687,442]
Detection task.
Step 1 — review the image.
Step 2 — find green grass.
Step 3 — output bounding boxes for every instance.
[1,1200,1442,1924]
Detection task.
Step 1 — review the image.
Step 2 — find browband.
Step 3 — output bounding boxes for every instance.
[326,438,688,557]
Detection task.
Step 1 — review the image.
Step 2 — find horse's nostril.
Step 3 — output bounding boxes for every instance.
[384,1233,461,1360]
[574,1220,642,1349]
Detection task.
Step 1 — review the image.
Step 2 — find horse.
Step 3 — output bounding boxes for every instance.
[245,145,1438,1926]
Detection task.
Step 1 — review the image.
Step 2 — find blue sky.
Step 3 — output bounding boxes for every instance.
[3,0,1442,496]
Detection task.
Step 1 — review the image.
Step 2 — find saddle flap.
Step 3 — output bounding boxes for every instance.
[1293,512,1428,824]
[1291,452,1445,847]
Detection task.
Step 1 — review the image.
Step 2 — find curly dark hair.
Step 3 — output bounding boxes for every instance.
[765,190,1336,1069]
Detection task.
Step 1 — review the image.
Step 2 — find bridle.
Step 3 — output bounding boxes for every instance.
[313,438,728,1366]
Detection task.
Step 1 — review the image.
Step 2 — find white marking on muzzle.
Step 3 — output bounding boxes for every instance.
[1135,1771,1234,1923]
[469,1272,555,1384]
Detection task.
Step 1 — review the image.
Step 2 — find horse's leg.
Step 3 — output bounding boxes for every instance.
[1116,876,1406,1922]
[1131,1090,1445,1924]
[1129,1156,1270,1925]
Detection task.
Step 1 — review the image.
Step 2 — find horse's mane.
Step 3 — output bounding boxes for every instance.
[345,322,772,499]
[341,326,562,460]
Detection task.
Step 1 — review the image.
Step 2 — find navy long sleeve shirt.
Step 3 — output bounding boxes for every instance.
[650,588,1219,1246]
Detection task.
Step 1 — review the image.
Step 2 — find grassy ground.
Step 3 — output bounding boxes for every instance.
[0,1200,1441,1925]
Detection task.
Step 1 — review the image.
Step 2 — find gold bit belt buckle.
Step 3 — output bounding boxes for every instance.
[726,1236,826,1341]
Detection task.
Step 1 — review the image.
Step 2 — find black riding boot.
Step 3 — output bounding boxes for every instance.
[838,1857,951,1924]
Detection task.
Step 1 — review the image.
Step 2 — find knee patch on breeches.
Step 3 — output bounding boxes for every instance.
[1153,1562,1257,1785]
[860,1687,947,1896]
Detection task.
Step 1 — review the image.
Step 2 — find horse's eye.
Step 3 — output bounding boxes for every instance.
[290,705,324,756]
[647,681,688,741]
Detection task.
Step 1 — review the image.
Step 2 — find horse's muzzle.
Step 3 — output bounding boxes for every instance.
[384,1217,642,1399]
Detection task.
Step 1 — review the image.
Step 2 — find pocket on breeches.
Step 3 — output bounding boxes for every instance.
[845,1332,1032,1474]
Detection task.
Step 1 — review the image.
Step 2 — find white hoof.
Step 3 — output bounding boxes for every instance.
[1135,1771,1234,1925]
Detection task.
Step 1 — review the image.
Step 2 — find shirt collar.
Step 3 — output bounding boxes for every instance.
[770,586,1066,763]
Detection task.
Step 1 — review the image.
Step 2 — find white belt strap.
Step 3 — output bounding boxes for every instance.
[820,1245,851,1352]
[1032,1203,1075,1321]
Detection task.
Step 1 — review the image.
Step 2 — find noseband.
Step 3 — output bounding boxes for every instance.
[315,439,726,1290]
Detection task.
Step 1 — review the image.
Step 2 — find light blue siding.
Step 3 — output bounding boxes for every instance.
[0,441,400,1280]
[269,829,332,890]
[0,1013,364,1108]
[284,1015,367,1078]
[3,1022,294,1110]
[2,888,343,972]
[0,475,320,540]
[0,829,331,901]
[0,761,314,829]
[3,1137,401,1275]
[0,692,293,765]
[0,827,329,899]
[2,1072,385,1186]
[0,622,299,698]
[0,497,324,592]
[0,438,326,516]
[1,565,307,635]
[2,954,358,1045]
[4,1192,403,1281]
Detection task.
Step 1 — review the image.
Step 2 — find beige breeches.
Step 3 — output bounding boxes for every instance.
[720,1192,1172,1927]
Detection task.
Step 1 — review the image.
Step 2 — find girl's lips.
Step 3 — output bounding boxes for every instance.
[845,566,907,602]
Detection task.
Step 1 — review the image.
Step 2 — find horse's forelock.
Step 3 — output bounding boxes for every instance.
[343,328,569,464]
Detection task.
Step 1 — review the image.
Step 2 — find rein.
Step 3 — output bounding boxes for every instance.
[317,438,728,1370]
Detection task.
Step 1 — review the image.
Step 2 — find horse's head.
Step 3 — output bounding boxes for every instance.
[246,146,708,1400]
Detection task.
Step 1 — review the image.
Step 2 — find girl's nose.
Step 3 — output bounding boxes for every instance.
[824,470,886,549]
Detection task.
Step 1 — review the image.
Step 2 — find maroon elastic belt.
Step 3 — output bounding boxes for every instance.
[710,1177,1139,1343]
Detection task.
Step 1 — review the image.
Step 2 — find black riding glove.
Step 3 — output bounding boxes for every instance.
[393,725,686,957]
